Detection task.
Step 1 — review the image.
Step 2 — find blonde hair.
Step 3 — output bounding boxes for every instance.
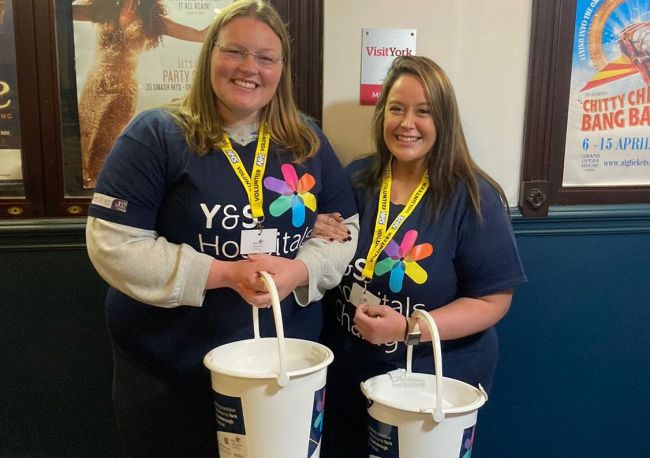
[361,55,507,218]
[168,0,319,161]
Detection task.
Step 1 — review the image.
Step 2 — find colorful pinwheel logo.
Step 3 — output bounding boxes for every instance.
[461,425,475,458]
[374,230,433,293]
[308,388,326,455]
[313,389,325,432]
[264,164,317,227]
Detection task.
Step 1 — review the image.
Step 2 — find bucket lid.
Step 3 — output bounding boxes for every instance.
[205,272,333,387]
[361,370,487,415]
[204,337,333,380]
[359,310,487,421]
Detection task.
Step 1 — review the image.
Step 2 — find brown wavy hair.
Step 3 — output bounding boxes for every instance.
[359,55,508,219]
[168,0,320,161]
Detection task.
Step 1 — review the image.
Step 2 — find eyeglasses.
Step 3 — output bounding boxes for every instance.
[214,43,285,67]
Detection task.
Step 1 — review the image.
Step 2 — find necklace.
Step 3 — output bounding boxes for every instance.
[224,122,260,146]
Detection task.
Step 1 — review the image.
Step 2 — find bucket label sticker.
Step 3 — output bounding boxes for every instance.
[308,386,326,457]
[459,424,476,458]
[213,393,249,458]
[368,417,399,457]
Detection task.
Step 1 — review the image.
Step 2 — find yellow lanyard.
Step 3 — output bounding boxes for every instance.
[220,122,271,222]
[361,165,429,280]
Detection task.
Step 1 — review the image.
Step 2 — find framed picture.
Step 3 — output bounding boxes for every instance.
[1,0,323,218]
[519,0,650,217]
[0,0,25,199]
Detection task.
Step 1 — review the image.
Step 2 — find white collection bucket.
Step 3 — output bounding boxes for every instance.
[203,271,333,458]
[361,310,488,458]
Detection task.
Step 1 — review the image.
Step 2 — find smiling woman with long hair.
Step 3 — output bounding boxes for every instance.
[314,56,527,457]
[72,0,206,188]
[84,1,359,456]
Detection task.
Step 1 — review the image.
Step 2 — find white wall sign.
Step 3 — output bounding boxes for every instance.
[360,28,416,105]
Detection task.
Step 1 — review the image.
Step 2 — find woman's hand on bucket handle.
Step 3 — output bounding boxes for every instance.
[206,258,273,307]
[354,304,406,345]
[205,256,308,307]
[247,254,309,303]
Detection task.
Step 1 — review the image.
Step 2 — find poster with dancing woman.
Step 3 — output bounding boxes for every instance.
[72,0,233,188]
[563,0,650,186]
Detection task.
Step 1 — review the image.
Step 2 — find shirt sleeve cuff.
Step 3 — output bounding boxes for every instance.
[293,254,322,306]
[178,249,214,307]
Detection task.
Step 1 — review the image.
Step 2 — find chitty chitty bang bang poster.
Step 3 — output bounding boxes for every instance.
[563,0,650,186]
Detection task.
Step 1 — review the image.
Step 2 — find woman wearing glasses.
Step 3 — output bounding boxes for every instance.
[85,1,358,455]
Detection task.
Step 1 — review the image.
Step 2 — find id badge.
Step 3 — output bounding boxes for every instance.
[240,228,278,254]
[349,282,381,307]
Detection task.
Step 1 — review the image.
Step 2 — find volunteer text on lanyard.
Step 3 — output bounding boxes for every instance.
[362,164,429,281]
[221,122,277,254]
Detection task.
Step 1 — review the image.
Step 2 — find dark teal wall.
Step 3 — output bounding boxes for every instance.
[1,209,649,457]
[477,206,650,457]
[0,220,121,457]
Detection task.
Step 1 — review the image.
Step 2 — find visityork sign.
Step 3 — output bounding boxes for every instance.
[360,28,417,105]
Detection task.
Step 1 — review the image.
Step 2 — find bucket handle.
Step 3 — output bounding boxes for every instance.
[251,271,290,388]
[408,310,444,423]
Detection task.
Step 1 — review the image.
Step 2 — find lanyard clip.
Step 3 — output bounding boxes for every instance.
[254,217,265,242]
[254,217,265,232]
[361,278,370,296]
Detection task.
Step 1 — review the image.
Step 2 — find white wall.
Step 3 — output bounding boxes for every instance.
[323,0,532,205]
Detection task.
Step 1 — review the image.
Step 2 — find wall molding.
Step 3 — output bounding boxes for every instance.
[1,205,649,250]
[511,204,650,236]
[0,217,87,251]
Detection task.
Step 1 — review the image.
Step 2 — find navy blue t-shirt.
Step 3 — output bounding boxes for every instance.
[88,109,356,387]
[322,157,527,391]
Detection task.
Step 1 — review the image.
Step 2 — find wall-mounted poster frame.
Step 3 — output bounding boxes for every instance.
[519,0,650,217]
[0,0,322,219]
[0,0,44,218]
[0,0,24,193]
